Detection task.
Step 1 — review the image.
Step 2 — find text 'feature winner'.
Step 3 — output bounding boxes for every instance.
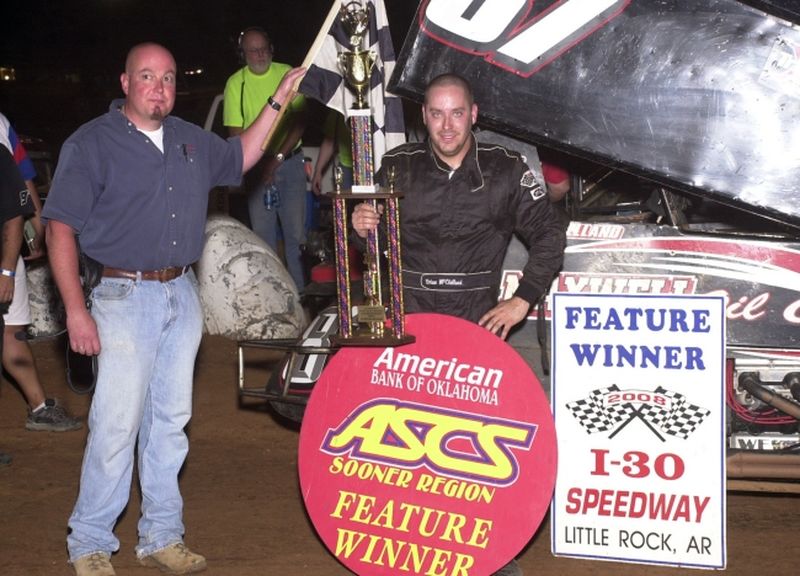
[299,313,557,575]
[551,294,727,569]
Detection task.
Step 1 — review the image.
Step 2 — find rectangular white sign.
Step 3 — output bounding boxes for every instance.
[551,293,726,569]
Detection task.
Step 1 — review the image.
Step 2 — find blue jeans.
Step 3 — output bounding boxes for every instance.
[247,152,307,291]
[67,271,203,561]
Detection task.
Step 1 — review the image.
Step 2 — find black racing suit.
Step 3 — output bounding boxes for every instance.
[372,135,565,324]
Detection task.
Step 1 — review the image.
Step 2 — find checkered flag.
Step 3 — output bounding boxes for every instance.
[637,395,672,429]
[657,388,710,439]
[638,387,710,439]
[298,0,406,172]
[567,385,630,434]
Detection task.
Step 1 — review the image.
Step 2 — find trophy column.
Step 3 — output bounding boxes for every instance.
[331,1,412,346]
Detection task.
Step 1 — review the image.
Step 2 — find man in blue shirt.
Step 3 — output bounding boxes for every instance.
[43,43,304,576]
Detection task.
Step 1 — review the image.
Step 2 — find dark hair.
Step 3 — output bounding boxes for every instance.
[425,73,474,106]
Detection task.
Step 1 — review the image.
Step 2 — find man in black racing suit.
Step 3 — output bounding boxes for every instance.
[353,73,565,341]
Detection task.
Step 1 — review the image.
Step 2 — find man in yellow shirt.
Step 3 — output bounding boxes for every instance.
[224,27,308,292]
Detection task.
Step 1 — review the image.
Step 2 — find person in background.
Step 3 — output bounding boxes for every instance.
[352,75,565,576]
[311,110,352,195]
[43,42,304,576]
[0,145,35,465]
[0,113,45,254]
[223,27,308,293]
[541,161,570,203]
[0,112,81,433]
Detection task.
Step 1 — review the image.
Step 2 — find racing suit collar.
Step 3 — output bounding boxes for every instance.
[427,132,485,193]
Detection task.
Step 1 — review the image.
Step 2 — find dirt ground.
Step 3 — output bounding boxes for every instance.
[1,334,798,576]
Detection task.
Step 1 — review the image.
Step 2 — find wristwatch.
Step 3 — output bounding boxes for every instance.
[275,152,285,162]
[267,96,281,111]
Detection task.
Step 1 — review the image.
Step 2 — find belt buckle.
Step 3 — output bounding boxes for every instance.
[155,268,171,282]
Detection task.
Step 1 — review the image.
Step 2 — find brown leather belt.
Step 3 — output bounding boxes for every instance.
[274,147,303,161]
[102,266,189,283]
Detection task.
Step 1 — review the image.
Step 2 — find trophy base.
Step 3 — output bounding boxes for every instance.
[332,333,416,347]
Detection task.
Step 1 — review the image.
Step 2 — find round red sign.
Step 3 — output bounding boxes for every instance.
[298,313,557,575]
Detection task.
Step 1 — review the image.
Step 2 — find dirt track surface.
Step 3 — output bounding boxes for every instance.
[1,335,798,576]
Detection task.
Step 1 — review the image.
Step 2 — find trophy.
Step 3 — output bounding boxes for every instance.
[331,1,412,346]
[337,3,375,110]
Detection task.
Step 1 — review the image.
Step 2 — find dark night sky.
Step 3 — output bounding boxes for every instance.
[0,0,419,148]
[3,0,418,80]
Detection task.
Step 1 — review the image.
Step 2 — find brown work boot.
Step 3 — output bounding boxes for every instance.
[138,542,207,574]
[72,552,116,576]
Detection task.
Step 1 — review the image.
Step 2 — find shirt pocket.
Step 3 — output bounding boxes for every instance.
[173,143,206,198]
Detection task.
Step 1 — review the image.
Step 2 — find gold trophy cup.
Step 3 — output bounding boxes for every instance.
[337,51,376,110]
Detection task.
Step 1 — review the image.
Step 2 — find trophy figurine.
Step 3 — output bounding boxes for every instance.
[337,5,375,113]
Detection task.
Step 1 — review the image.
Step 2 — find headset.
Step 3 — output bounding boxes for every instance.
[237,26,273,63]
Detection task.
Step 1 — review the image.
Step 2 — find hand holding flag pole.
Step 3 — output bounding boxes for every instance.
[260,0,344,152]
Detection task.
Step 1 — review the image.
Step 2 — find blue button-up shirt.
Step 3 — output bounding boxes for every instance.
[43,99,243,269]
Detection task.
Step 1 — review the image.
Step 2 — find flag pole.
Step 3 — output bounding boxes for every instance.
[260,0,343,151]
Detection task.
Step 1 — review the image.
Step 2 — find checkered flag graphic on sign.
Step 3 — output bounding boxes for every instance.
[638,387,710,439]
[569,385,710,440]
[567,385,627,434]
[297,0,405,173]
[657,388,710,439]
[637,396,672,429]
